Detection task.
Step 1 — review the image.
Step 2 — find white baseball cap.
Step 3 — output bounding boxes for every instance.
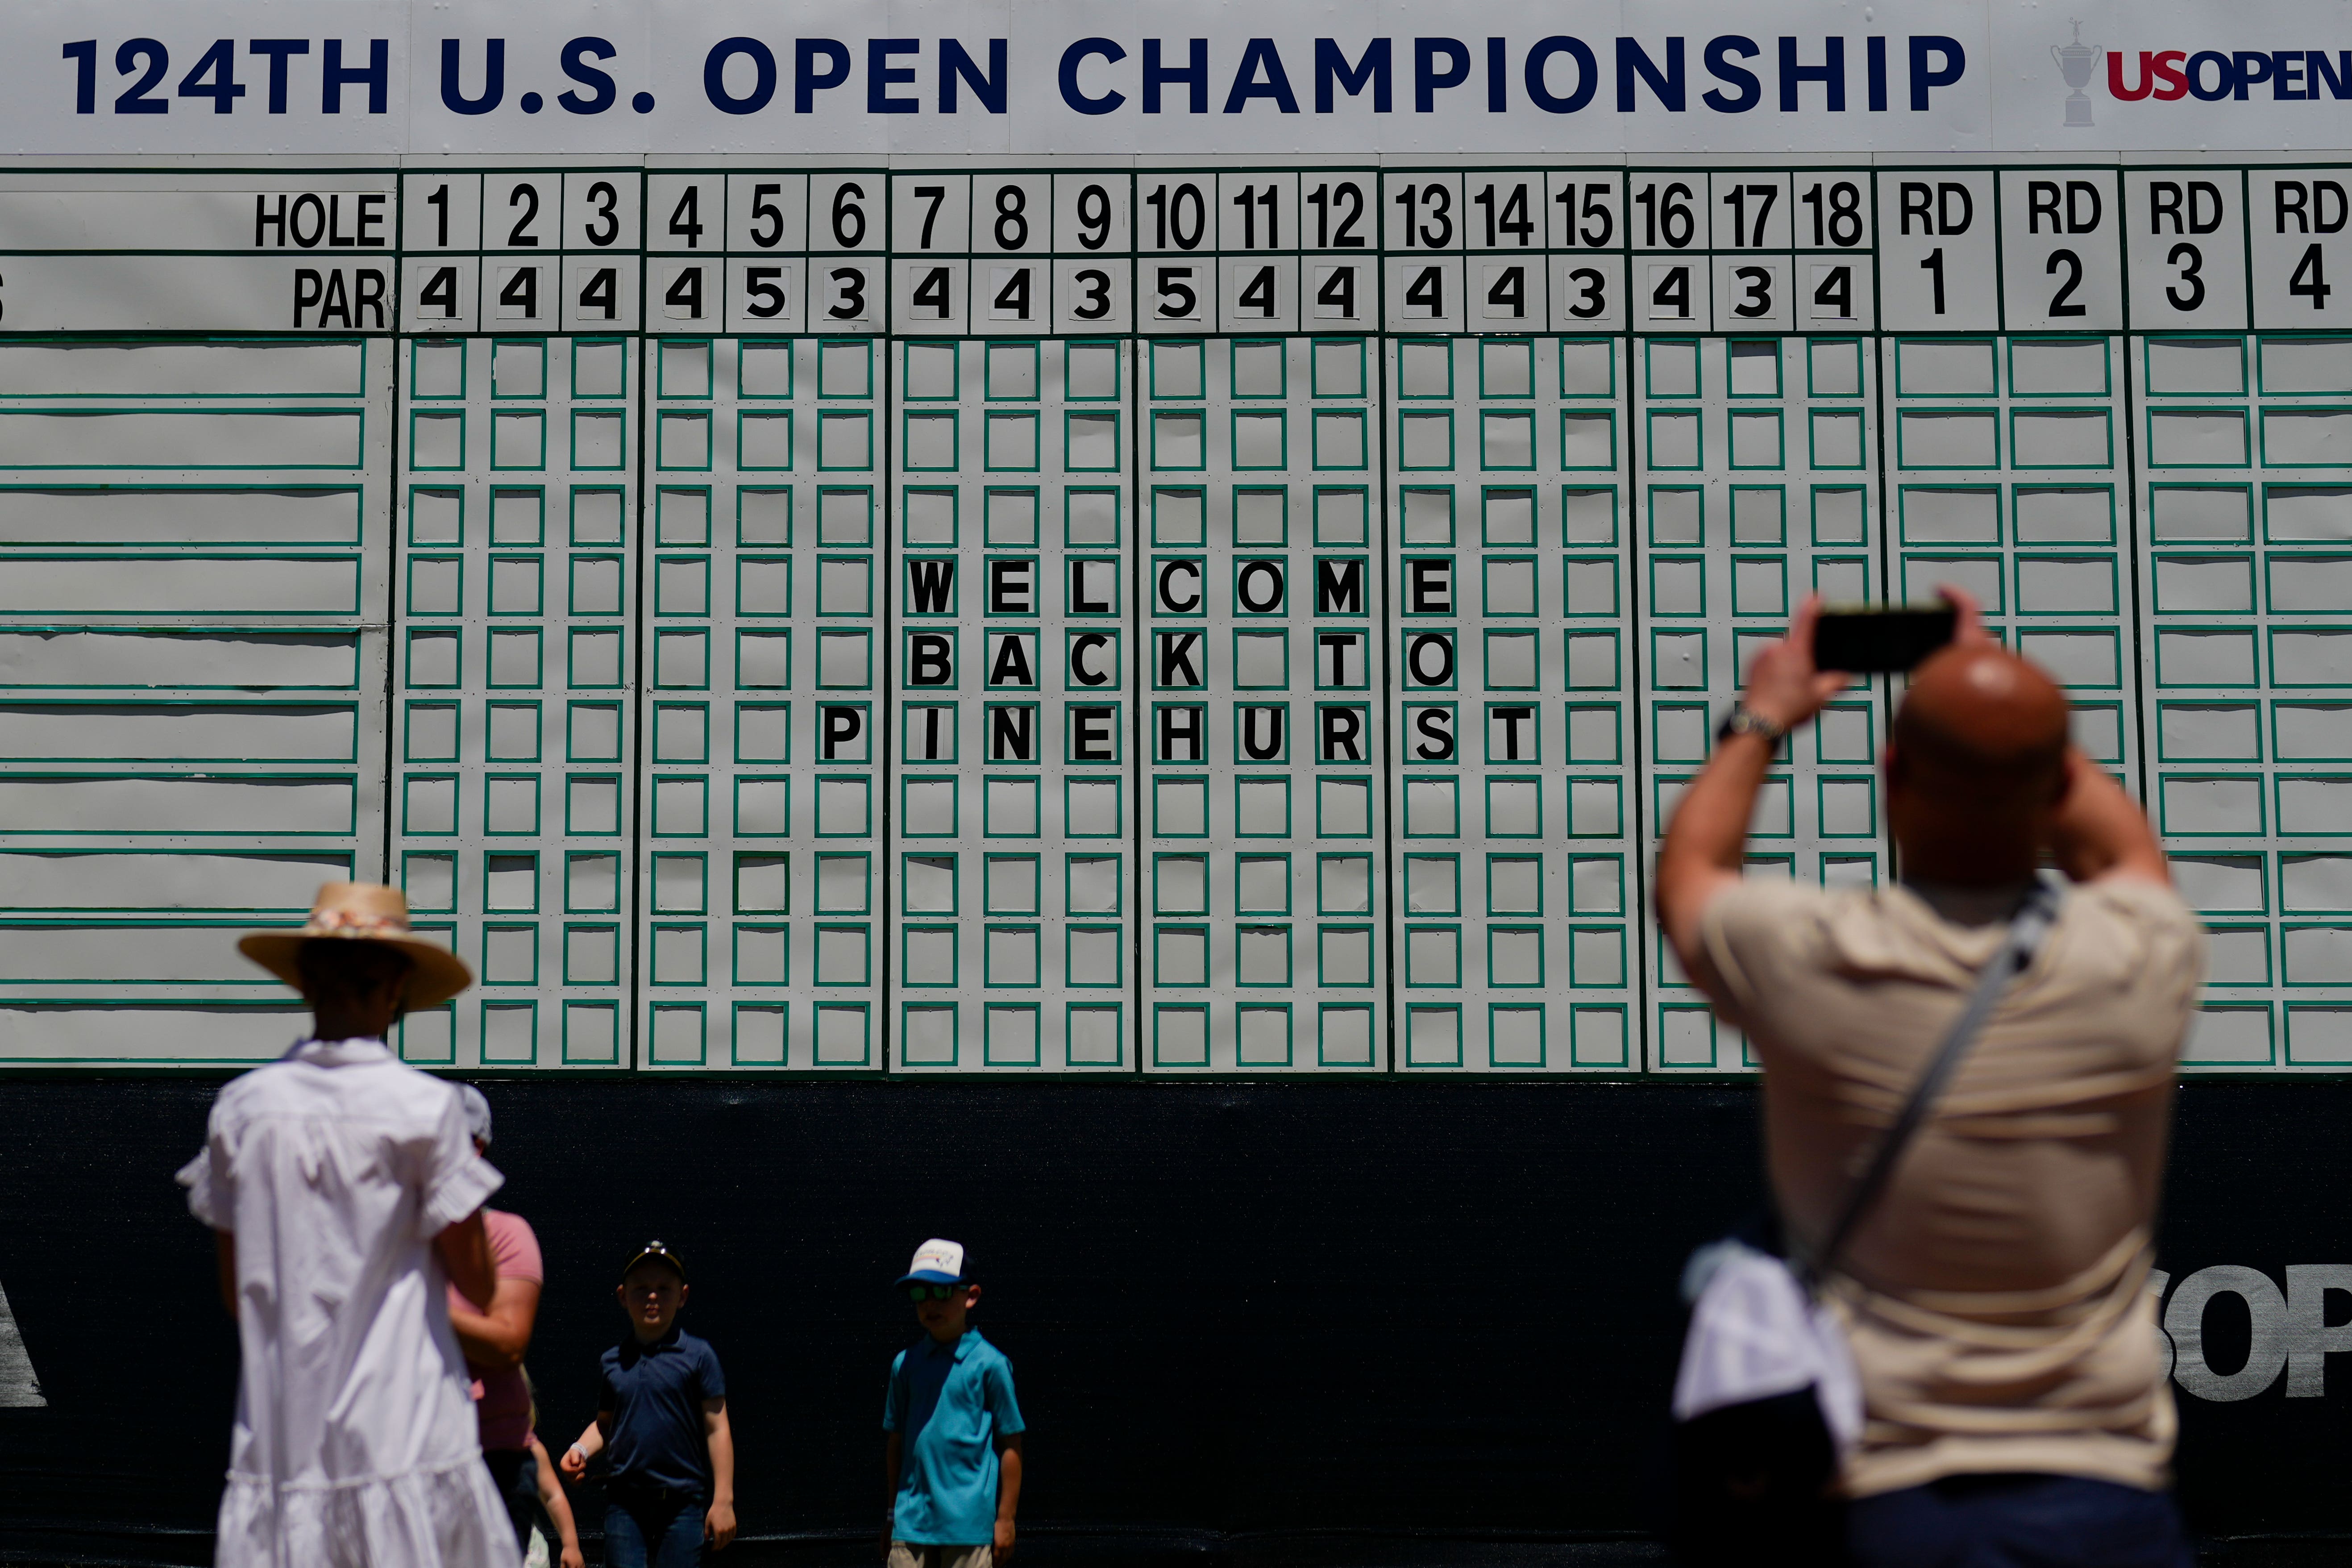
[457,1083,492,1146]
[896,1237,968,1286]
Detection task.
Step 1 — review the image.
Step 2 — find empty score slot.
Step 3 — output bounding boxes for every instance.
[1647,341,1699,396]
[1488,857,1541,914]
[986,857,1038,914]
[411,340,465,397]
[2009,340,2106,395]
[1155,927,1208,985]
[1809,340,1862,396]
[652,925,704,984]
[1899,410,1997,466]
[1648,410,1701,466]
[2149,411,2246,466]
[1067,856,1119,913]
[1068,929,1120,986]
[1730,488,1784,544]
[1484,489,1535,545]
[1153,487,1205,545]
[1319,779,1371,836]
[1236,928,1290,985]
[740,340,795,397]
[2265,487,2352,542]
[564,931,621,982]
[1235,855,1288,912]
[1234,488,1286,544]
[1481,339,1534,397]
[1898,340,1994,395]
[661,340,711,395]
[1558,340,1612,395]
[1320,927,1373,986]
[485,854,537,911]
[1314,488,1366,545]
[1727,340,1779,396]
[819,341,871,398]
[1649,488,1702,544]
[1153,341,1205,398]
[1813,487,1867,543]
[1311,340,1363,397]
[411,489,463,544]
[1231,340,1284,396]
[1398,340,1451,396]
[1401,487,1453,543]
[985,343,1038,399]
[1488,780,1541,836]
[903,342,957,398]
[2261,336,2352,394]
[1901,487,1998,544]
[570,487,624,544]
[1066,342,1119,399]
[902,488,955,545]
[1405,856,1456,915]
[1068,781,1120,835]
[494,340,546,398]
[986,928,1039,986]
[2014,487,2110,542]
[569,852,622,912]
[1152,411,1204,467]
[2146,338,2244,395]
[572,341,624,398]
[1320,856,1370,914]
[1236,778,1288,835]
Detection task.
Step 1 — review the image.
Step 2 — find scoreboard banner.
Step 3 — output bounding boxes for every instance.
[3,0,2352,156]
[0,0,2345,1075]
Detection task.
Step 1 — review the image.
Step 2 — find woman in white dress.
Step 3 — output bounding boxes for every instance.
[178,883,524,1568]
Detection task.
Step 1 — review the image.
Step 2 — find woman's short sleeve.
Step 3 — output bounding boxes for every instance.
[175,1142,231,1229]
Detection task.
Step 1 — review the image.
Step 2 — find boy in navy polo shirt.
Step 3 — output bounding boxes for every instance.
[558,1242,736,1567]
[882,1239,1026,1568]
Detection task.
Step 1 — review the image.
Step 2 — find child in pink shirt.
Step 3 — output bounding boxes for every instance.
[448,1086,548,1547]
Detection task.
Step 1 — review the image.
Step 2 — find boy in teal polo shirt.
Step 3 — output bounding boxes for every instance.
[881,1239,1025,1568]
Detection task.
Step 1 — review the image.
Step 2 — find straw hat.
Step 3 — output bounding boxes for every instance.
[238,882,474,1010]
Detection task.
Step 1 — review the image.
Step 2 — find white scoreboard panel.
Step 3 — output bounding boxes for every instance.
[8,1,2352,1072]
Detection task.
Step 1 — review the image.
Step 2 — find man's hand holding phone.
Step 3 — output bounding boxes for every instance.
[1736,596,1853,735]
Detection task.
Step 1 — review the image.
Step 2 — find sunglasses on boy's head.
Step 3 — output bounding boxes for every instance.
[908,1283,964,1302]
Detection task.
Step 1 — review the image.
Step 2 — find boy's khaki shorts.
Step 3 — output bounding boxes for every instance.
[888,1545,991,1568]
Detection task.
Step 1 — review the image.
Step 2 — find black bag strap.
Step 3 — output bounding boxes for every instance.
[1796,879,2062,1293]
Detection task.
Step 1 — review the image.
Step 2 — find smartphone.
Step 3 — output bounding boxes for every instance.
[1812,603,1957,673]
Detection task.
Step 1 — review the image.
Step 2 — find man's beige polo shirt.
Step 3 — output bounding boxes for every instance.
[1691,877,2205,1497]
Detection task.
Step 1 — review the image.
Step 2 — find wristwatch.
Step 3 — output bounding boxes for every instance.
[1715,704,1789,746]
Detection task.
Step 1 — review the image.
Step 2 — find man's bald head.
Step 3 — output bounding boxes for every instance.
[1891,645,2071,821]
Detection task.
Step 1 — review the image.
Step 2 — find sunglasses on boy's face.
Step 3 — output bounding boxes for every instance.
[908,1284,964,1302]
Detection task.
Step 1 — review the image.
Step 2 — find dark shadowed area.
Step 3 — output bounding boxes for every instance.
[0,1078,2344,1565]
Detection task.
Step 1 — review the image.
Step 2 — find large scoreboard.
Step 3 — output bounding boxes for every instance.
[0,2,2347,1074]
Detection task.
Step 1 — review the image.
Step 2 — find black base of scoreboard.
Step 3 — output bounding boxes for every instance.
[0,1078,2346,1564]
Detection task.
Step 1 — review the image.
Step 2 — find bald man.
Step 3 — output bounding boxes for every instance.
[1655,591,2201,1568]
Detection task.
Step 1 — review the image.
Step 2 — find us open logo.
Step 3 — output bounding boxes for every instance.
[2157,1265,2352,1402]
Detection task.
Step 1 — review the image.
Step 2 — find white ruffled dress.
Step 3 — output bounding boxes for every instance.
[177,1037,522,1568]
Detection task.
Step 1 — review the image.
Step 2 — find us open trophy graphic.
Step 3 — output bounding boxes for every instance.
[2052,21,2101,128]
